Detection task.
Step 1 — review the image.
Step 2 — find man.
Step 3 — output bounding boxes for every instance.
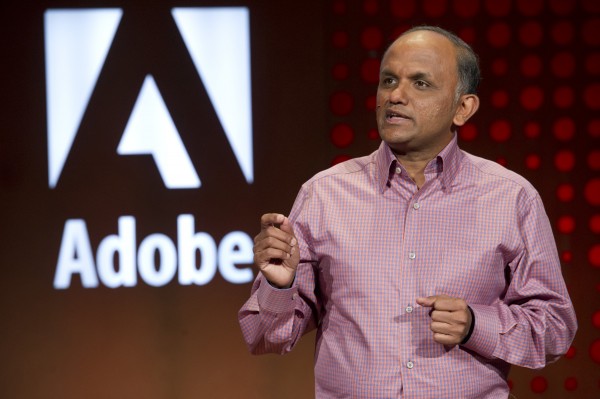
[239,26,577,398]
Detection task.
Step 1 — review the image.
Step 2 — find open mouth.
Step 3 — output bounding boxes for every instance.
[385,109,411,123]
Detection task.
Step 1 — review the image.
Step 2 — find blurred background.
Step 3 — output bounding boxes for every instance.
[0,0,598,397]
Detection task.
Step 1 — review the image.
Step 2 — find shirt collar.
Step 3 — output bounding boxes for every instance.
[374,134,463,193]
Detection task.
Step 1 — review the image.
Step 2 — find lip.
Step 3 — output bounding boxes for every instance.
[384,109,412,124]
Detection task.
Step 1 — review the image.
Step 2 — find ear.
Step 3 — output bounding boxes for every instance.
[453,94,479,127]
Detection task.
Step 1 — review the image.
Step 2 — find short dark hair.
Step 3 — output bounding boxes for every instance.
[394,25,481,97]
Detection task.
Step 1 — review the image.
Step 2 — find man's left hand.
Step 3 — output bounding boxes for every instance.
[416,295,472,346]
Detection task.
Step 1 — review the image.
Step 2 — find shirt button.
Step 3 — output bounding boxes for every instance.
[413,202,420,210]
[395,167,402,174]
[408,251,416,260]
[406,361,414,369]
[405,305,413,313]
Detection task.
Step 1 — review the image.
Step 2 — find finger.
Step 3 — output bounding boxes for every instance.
[278,216,296,238]
[254,225,297,247]
[432,333,460,346]
[254,247,292,268]
[254,235,294,255]
[430,309,469,325]
[431,297,466,312]
[416,296,437,307]
[260,213,286,230]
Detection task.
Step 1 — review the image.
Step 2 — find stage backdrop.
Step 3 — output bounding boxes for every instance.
[0,0,598,397]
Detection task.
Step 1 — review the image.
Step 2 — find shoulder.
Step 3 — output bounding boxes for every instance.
[460,151,539,202]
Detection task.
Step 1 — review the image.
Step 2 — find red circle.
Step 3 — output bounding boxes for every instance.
[554,150,575,172]
[365,95,377,111]
[363,0,378,15]
[491,90,509,108]
[519,22,544,46]
[391,0,416,17]
[361,26,384,50]
[333,0,347,14]
[584,84,600,110]
[590,339,600,363]
[517,0,543,15]
[487,23,511,47]
[590,245,600,267]
[496,157,507,167]
[331,124,354,148]
[550,0,575,15]
[557,215,575,234]
[561,250,573,263]
[525,154,541,170]
[593,310,600,329]
[332,31,349,48]
[332,154,351,166]
[551,52,576,77]
[556,183,575,202]
[553,86,574,108]
[552,21,575,45]
[485,0,511,16]
[564,377,578,391]
[521,54,542,77]
[332,63,350,80]
[553,118,575,141]
[588,151,600,170]
[330,92,353,115]
[423,0,447,17]
[589,119,600,137]
[565,346,576,359]
[453,0,479,18]
[459,123,478,141]
[590,214,600,233]
[582,18,600,46]
[490,120,511,142]
[367,128,379,140]
[585,179,600,205]
[530,376,548,393]
[361,58,380,84]
[520,86,544,110]
[459,27,476,44]
[492,58,508,76]
[586,53,600,75]
[524,122,541,138]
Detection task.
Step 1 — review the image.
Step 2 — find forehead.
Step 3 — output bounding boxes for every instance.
[381,31,458,77]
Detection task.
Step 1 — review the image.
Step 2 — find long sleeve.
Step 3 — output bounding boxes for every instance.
[462,192,578,369]
[238,186,321,355]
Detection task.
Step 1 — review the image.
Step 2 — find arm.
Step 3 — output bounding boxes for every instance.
[238,191,320,355]
[460,193,577,368]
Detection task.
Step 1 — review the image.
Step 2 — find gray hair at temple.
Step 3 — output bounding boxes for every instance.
[392,25,481,99]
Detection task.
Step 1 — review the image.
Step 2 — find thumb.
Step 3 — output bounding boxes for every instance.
[416,296,437,307]
[279,217,296,236]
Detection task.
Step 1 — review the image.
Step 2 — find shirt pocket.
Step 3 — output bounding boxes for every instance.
[430,248,507,304]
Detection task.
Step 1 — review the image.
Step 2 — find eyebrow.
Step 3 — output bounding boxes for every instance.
[379,69,434,81]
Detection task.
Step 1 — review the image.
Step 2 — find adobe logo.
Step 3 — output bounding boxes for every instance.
[44,7,253,189]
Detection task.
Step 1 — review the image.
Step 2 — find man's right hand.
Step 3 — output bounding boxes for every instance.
[253,213,300,288]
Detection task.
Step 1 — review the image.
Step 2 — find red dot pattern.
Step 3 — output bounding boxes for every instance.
[327,3,600,395]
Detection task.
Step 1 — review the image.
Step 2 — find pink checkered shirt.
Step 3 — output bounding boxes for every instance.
[239,136,577,398]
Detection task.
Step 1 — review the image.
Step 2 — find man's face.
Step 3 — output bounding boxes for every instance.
[376,31,463,157]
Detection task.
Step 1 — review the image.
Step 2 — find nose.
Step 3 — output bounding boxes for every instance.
[389,81,408,105]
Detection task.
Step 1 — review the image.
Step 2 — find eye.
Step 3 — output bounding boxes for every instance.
[380,76,397,87]
[414,80,430,88]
